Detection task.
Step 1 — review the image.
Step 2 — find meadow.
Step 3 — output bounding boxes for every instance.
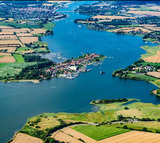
[72,125,129,141]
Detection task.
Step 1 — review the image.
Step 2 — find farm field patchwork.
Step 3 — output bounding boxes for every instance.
[19,36,39,44]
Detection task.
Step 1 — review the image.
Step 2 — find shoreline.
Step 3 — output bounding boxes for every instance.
[9,98,160,143]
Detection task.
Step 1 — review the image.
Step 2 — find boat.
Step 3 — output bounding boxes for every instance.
[100,71,105,74]
[78,25,82,28]
[87,69,92,72]
[66,76,75,79]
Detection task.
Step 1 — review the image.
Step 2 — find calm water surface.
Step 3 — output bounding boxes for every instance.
[0,1,159,143]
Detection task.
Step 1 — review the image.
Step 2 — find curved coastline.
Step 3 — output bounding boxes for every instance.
[1,1,160,143]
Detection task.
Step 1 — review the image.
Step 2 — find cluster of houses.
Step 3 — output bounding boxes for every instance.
[42,53,102,79]
[1,2,66,23]
[130,65,155,75]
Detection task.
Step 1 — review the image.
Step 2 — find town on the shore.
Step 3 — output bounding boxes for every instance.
[42,53,105,80]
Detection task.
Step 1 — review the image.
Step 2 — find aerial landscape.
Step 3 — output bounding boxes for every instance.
[2,0,160,143]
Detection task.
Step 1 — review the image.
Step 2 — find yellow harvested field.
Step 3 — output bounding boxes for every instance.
[35,117,60,130]
[19,36,38,44]
[0,26,14,29]
[52,131,83,143]
[140,24,160,31]
[127,10,160,16]
[78,20,95,24]
[0,47,17,53]
[0,18,5,20]
[17,33,33,37]
[0,35,17,40]
[0,32,14,35]
[144,51,160,63]
[0,56,15,63]
[112,27,151,33]
[0,53,11,56]
[20,50,34,54]
[11,133,43,143]
[31,29,46,34]
[61,127,97,143]
[92,15,134,20]
[0,40,21,45]
[116,109,143,118]
[2,28,30,33]
[147,72,160,78]
[125,122,160,129]
[53,129,160,143]
[99,131,160,143]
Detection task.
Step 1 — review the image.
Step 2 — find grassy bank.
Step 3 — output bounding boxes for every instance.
[9,99,160,142]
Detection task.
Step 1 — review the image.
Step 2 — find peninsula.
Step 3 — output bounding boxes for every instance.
[0,2,68,83]
[0,2,106,83]
[9,98,160,143]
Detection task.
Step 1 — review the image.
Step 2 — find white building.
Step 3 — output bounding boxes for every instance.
[69,66,78,71]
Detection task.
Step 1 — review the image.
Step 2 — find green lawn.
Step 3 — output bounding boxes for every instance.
[13,54,24,63]
[72,125,130,141]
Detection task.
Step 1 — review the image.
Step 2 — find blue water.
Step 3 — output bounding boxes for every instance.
[0,1,159,143]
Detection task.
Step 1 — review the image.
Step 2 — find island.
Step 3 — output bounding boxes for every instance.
[9,98,160,143]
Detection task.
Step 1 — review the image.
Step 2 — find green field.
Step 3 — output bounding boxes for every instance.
[0,21,41,28]
[72,125,129,141]
[0,63,7,68]
[42,22,56,30]
[10,99,160,142]
[13,54,24,63]
[0,62,36,77]
[126,73,160,87]
[141,45,160,59]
